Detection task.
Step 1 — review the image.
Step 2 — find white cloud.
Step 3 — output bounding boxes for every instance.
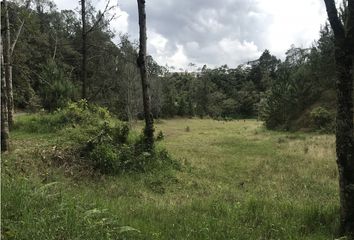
[219,38,262,65]
[148,30,168,55]
[53,0,328,68]
[95,0,129,36]
[110,7,129,36]
[167,44,189,70]
[257,0,327,58]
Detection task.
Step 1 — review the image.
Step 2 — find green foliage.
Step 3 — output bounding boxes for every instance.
[88,143,120,174]
[310,107,334,132]
[14,101,179,175]
[83,125,179,174]
[156,130,165,141]
[177,97,187,116]
[258,66,293,129]
[39,60,78,111]
[13,100,111,133]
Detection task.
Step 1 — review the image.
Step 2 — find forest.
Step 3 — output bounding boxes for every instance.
[1,0,353,239]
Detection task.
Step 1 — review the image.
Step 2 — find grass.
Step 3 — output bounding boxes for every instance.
[2,116,340,239]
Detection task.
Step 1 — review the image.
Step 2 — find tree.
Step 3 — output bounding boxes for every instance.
[80,0,115,99]
[3,0,14,129]
[1,36,10,152]
[81,0,87,99]
[137,0,154,150]
[323,0,354,237]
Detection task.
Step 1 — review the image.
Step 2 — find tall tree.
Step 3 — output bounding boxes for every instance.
[3,0,14,129]
[1,36,10,152]
[137,0,154,150]
[81,0,87,99]
[80,0,115,100]
[323,0,354,237]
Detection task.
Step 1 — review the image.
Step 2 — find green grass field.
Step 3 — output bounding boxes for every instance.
[2,117,340,239]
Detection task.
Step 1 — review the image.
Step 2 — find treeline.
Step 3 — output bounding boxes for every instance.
[149,27,337,132]
[3,0,337,131]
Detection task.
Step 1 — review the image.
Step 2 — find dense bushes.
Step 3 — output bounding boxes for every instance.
[14,101,179,175]
[83,121,178,174]
[13,100,110,133]
[310,107,334,132]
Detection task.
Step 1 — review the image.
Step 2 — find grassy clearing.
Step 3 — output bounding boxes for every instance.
[2,117,340,239]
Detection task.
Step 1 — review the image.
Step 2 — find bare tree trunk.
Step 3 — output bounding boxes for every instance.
[3,0,14,129]
[137,0,154,150]
[1,36,10,152]
[81,0,87,99]
[324,0,354,237]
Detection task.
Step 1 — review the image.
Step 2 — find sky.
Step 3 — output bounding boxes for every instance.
[53,0,328,70]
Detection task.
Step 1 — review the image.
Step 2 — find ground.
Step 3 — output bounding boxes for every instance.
[2,117,339,239]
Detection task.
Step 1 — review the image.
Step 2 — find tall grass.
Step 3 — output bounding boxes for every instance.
[2,117,341,239]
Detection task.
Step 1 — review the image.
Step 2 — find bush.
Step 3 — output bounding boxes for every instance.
[15,101,179,175]
[310,107,334,132]
[89,143,120,174]
[85,138,179,175]
[14,100,113,133]
[57,100,112,126]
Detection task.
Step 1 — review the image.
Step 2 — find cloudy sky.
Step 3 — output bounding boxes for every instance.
[54,0,328,70]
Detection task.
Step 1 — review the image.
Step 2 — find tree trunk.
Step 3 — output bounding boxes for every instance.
[1,36,10,152]
[335,46,354,238]
[3,0,14,129]
[137,0,154,150]
[81,0,87,99]
[324,0,354,237]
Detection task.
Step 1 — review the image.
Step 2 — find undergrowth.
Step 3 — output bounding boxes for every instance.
[13,100,180,175]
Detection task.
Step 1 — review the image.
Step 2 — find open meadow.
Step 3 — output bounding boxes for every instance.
[2,117,339,240]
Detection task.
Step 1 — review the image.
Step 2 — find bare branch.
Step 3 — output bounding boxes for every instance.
[10,18,25,56]
[85,0,116,35]
[52,35,58,60]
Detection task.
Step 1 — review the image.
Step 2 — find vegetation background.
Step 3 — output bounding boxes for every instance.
[1,0,354,239]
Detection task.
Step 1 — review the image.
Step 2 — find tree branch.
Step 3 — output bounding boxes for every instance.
[11,18,25,57]
[85,0,116,35]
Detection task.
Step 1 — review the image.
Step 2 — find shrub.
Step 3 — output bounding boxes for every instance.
[85,139,178,175]
[14,100,114,133]
[15,101,179,175]
[89,143,120,174]
[112,124,130,144]
[57,100,112,126]
[310,107,334,132]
